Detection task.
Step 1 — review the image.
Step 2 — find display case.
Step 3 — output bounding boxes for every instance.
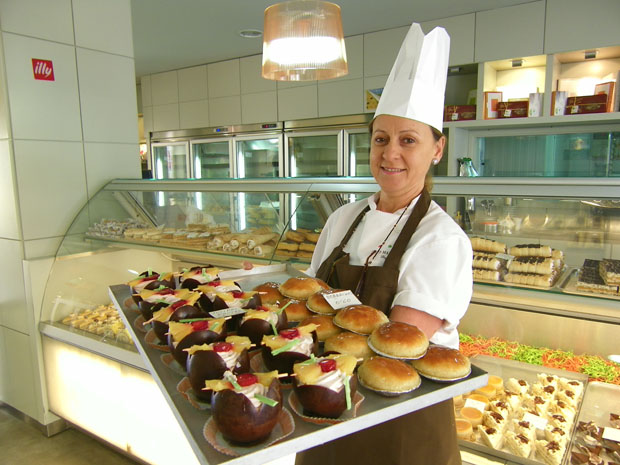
[38,176,620,464]
[41,177,620,354]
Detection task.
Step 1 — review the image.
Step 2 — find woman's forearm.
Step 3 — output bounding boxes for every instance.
[389,305,444,339]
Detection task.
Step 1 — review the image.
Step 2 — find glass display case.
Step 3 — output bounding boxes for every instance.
[38,176,620,465]
[44,177,620,342]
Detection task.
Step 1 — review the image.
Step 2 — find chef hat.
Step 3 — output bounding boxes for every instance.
[374,23,450,132]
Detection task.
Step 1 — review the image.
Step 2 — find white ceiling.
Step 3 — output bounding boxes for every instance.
[130,0,535,78]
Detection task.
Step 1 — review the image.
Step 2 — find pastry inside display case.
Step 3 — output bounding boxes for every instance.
[461,194,620,298]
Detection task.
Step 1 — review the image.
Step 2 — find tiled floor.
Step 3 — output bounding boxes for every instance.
[0,405,139,465]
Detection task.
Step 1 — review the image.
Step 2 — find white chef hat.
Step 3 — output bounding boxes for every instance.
[374,23,450,132]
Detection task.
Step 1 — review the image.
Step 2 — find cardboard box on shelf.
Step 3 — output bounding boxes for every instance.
[565,94,608,115]
[483,91,502,119]
[444,105,476,122]
[497,101,529,118]
[551,91,568,116]
[565,102,608,115]
[594,81,615,111]
[528,93,543,117]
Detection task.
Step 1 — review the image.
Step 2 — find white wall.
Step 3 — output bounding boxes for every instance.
[0,0,140,423]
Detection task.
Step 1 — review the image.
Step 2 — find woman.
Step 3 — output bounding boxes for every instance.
[295,115,473,465]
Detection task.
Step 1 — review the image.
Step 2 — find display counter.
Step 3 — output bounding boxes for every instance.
[38,177,620,464]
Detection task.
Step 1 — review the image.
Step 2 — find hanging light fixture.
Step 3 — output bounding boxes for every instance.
[262,0,348,81]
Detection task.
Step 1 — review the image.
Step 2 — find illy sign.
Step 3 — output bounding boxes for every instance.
[32,58,55,81]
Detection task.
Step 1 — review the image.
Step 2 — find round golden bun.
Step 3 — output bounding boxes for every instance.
[368,322,429,359]
[299,315,341,341]
[411,346,471,381]
[358,356,421,393]
[279,277,329,300]
[324,331,374,361]
[333,305,389,335]
[306,289,344,315]
[280,299,312,322]
[253,282,284,305]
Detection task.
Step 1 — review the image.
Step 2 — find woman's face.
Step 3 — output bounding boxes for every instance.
[370,114,445,201]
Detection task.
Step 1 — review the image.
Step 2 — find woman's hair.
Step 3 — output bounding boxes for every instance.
[368,119,445,192]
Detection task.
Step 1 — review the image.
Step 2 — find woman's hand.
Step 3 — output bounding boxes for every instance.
[389,305,444,339]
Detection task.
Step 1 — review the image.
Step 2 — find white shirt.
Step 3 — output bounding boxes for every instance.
[307,193,473,349]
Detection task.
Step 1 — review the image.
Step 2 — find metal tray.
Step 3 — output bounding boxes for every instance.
[569,381,620,463]
[560,267,620,302]
[459,355,589,465]
[109,271,488,465]
[474,266,569,292]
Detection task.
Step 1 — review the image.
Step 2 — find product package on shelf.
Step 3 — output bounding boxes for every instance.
[497,101,529,119]
[444,105,476,121]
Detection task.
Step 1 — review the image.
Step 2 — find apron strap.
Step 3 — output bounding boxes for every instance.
[383,189,431,268]
[315,204,370,282]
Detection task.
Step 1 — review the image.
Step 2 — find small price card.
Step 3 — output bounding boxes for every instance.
[322,290,362,310]
[463,398,486,413]
[523,412,547,430]
[209,307,246,318]
[603,427,620,443]
[504,109,512,117]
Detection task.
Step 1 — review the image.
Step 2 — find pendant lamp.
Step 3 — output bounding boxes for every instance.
[262,0,348,81]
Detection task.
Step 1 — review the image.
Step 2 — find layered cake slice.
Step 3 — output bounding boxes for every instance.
[600,258,620,285]
[505,431,532,458]
[577,259,619,295]
[478,425,503,449]
[535,440,565,465]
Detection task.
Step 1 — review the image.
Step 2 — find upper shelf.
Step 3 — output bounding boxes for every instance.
[445,112,620,130]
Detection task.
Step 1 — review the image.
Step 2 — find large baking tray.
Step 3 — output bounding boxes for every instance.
[109,265,488,465]
[560,267,620,301]
[458,355,589,465]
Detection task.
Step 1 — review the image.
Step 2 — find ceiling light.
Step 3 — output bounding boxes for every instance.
[584,50,597,60]
[239,29,263,39]
[511,59,524,68]
[262,0,348,81]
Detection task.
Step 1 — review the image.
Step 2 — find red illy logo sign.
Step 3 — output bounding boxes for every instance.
[32,58,55,81]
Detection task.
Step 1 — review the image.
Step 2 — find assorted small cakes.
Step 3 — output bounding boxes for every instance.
[368,321,428,360]
[278,277,329,300]
[455,419,473,440]
[280,299,313,322]
[506,377,530,396]
[299,315,341,342]
[252,282,285,305]
[261,324,319,377]
[186,336,252,401]
[333,305,389,335]
[167,318,227,366]
[478,425,503,449]
[357,356,421,395]
[535,440,564,465]
[411,345,471,381]
[324,331,375,362]
[207,371,282,444]
[306,289,344,315]
[292,353,358,418]
[505,431,532,458]
[460,407,483,427]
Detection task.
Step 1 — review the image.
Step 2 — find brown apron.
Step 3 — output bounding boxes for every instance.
[296,189,461,465]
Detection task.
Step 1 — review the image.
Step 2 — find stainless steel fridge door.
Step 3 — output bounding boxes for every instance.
[344,127,371,176]
[190,137,234,179]
[234,133,283,178]
[151,141,190,179]
[284,129,343,177]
